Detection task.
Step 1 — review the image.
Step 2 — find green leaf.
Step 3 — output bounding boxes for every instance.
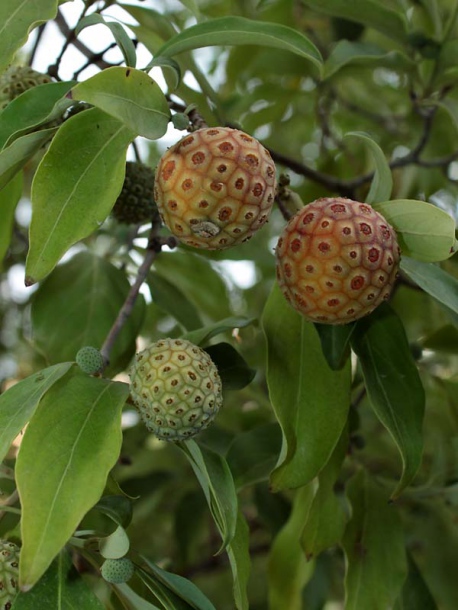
[144,56,182,90]
[147,271,202,331]
[76,14,137,68]
[342,470,407,610]
[137,568,199,610]
[183,316,256,346]
[0,127,57,191]
[345,132,393,204]
[0,81,74,150]
[372,200,456,262]
[351,304,425,497]
[177,440,237,553]
[31,251,145,376]
[262,283,351,491]
[99,525,130,559]
[401,256,458,315]
[0,170,22,268]
[0,0,59,74]
[26,108,135,284]
[324,41,414,80]
[0,362,73,464]
[155,16,323,72]
[226,423,282,489]
[394,553,436,610]
[95,495,133,529]
[421,324,458,354]
[268,485,316,610]
[204,343,256,391]
[314,322,355,370]
[114,584,161,610]
[300,429,349,560]
[139,557,217,610]
[70,67,170,140]
[12,549,105,609]
[302,0,408,42]
[16,368,129,588]
[403,500,458,608]
[226,511,251,610]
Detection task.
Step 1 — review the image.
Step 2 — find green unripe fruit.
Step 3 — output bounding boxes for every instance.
[112,162,159,225]
[101,558,134,584]
[129,338,223,441]
[0,66,52,110]
[0,540,20,610]
[76,346,104,375]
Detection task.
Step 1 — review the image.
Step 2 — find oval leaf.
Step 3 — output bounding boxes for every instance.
[204,343,256,391]
[0,0,59,74]
[183,316,255,346]
[0,362,73,463]
[342,470,407,609]
[16,368,129,589]
[314,322,355,371]
[401,256,458,316]
[262,283,351,491]
[0,127,57,191]
[0,170,22,267]
[148,271,202,331]
[99,525,130,559]
[0,81,73,150]
[373,199,456,262]
[345,131,393,204]
[26,108,135,284]
[76,14,137,68]
[155,16,323,72]
[31,251,145,376]
[302,0,408,43]
[177,440,237,553]
[351,304,425,497]
[70,67,170,140]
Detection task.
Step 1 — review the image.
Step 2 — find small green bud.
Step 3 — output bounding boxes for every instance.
[172,112,190,130]
[76,346,104,375]
[101,558,134,584]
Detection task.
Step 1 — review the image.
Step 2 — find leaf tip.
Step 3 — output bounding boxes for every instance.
[20,582,33,593]
[24,276,36,287]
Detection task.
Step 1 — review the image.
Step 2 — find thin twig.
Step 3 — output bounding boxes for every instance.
[100,223,161,368]
[28,23,47,66]
[0,490,19,522]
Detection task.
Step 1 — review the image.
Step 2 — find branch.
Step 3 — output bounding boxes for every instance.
[100,222,162,369]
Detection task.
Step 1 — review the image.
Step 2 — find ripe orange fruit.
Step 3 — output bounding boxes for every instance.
[154,127,276,249]
[276,197,401,324]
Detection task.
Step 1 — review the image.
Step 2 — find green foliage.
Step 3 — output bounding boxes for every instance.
[0,0,458,607]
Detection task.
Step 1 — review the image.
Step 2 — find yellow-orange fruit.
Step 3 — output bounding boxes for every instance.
[154,127,276,249]
[276,197,401,324]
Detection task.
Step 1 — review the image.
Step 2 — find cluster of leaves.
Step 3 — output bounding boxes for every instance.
[0,0,458,608]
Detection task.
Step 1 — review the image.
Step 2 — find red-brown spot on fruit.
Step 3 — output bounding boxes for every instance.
[207,129,220,136]
[327,298,340,307]
[245,212,254,220]
[305,265,314,273]
[235,177,244,190]
[218,207,232,221]
[219,141,234,153]
[168,200,178,210]
[331,203,346,213]
[303,213,314,224]
[305,285,314,293]
[192,151,205,165]
[291,239,301,252]
[322,221,330,228]
[210,182,222,192]
[342,227,351,236]
[360,222,372,235]
[351,276,365,290]
[333,265,343,273]
[284,263,292,278]
[161,161,175,181]
[252,183,263,197]
[217,164,227,173]
[368,247,379,262]
[199,200,209,208]
[181,136,194,147]
[360,204,371,214]
[245,154,259,167]
[318,242,331,253]
[182,178,193,191]
[349,251,357,259]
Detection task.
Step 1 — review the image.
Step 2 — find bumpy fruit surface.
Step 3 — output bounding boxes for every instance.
[0,66,52,110]
[112,162,159,224]
[76,346,104,375]
[0,540,19,610]
[101,558,134,584]
[129,338,223,440]
[154,127,277,249]
[276,197,401,324]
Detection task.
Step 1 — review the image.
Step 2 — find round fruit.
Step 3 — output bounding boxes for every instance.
[101,558,134,584]
[129,338,223,441]
[0,540,19,610]
[276,197,401,324]
[154,127,277,249]
[76,346,104,375]
[0,66,52,110]
[112,162,159,225]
